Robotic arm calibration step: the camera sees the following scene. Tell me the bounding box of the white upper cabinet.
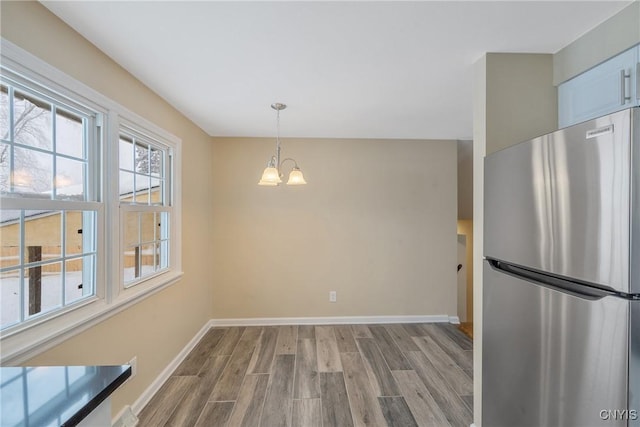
[558,45,639,128]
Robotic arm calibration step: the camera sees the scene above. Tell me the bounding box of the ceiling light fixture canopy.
[258,103,307,186]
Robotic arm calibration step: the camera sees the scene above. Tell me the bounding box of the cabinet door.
[558,46,638,128]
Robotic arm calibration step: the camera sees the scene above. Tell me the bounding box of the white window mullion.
[51,104,57,200]
[83,210,97,300]
[92,117,103,309]
[60,211,66,305]
[18,210,25,324]
[167,150,173,207]
[8,85,15,142]
[85,115,94,203]
[0,198,101,211]
[103,111,119,303]
[93,203,105,302]
[119,204,170,213]
[171,141,181,275]
[7,86,15,193]
[137,212,141,278]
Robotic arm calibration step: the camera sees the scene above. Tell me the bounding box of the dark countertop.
[0,365,131,427]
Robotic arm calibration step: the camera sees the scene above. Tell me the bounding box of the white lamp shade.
[258,166,282,185]
[286,168,307,185]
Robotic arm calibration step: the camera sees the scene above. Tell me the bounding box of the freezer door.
[483,261,629,427]
[485,108,635,293]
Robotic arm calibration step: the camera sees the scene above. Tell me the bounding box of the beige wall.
[554,1,640,85]
[457,220,473,323]
[457,139,473,220]
[472,54,487,427]
[211,137,458,319]
[2,1,214,418]
[473,52,557,426]
[485,53,557,154]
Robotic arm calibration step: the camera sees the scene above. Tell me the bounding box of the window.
[0,76,100,331]
[119,128,172,285]
[0,210,97,330]
[0,39,182,363]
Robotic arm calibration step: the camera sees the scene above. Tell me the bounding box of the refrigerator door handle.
[487,258,621,300]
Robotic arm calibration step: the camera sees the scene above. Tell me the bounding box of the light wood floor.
[138,323,473,427]
[457,322,473,340]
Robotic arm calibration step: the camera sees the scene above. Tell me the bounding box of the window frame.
[0,38,183,364]
[1,70,103,330]
[114,117,181,296]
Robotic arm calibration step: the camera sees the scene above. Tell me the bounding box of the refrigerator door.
[631,301,640,427]
[483,260,629,427]
[485,107,635,293]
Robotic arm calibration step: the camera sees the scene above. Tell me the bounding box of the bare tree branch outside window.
[1,87,53,194]
[135,145,161,177]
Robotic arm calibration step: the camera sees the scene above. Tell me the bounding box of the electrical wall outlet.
[128,356,137,378]
[329,291,337,302]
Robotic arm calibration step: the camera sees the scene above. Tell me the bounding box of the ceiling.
[42,1,632,140]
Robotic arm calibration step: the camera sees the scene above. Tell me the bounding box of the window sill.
[0,270,183,365]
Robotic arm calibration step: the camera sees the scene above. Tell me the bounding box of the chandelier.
[258,103,307,186]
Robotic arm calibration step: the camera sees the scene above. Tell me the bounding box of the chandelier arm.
[279,157,300,171]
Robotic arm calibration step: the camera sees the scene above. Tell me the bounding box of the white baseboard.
[114,314,460,425]
[112,321,212,425]
[210,314,459,327]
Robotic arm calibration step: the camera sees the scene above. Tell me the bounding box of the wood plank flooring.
[138,323,473,427]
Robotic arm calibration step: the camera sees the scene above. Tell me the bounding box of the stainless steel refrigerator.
[483,107,640,427]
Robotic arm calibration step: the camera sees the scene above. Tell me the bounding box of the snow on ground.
[1,271,86,328]
[2,266,157,328]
